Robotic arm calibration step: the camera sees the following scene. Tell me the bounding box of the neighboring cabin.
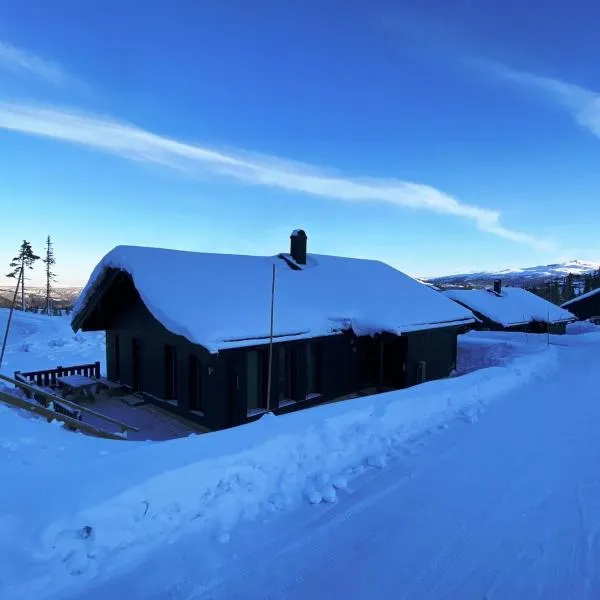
[561,288,600,322]
[71,231,475,431]
[443,280,575,334]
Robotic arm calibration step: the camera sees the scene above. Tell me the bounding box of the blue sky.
[2,0,600,286]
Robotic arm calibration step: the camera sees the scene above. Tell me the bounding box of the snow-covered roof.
[73,246,476,353]
[561,287,600,308]
[443,287,575,327]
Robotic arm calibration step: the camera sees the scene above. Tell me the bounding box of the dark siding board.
[118,332,133,389]
[106,332,117,381]
[405,328,458,386]
[565,294,600,321]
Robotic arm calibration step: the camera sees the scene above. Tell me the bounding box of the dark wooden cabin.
[561,288,600,323]
[444,280,574,335]
[72,231,475,431]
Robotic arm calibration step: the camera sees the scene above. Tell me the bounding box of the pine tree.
[6,240,40,311]
[563,273,575,303]
[43,235,56,315]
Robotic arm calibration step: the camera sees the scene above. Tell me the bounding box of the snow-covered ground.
[2,311,600,599]
[0,309,105,377]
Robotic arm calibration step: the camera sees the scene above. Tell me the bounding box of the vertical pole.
[0,267,23,371]
[21,256,25,312]
[266,264,276,412]
[547,311,550,346]
[46,236,50,316]
[379,337,384,391]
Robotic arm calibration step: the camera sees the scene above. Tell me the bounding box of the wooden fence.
[15,361,101,388]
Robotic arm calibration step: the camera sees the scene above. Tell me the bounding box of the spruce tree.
[43,235,56,315]
[6,240,40,311]
[563,273,575,303]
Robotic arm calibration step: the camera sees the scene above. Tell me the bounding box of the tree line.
[5,237,56,313]
[527,270,600,305]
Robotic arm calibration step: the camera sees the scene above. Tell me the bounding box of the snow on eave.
[443,288,575,328]
[562,287,600,308]
[210,317,476,353]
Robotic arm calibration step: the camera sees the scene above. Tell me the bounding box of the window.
[188,354,203,412]
[278,346,297,404]
[246,349,268,414]
[306,343,321,396]
[164,345,177,401]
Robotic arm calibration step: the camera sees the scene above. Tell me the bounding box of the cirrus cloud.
[0,40,69,85]
[0,100,555,251]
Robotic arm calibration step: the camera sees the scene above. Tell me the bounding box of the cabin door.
[382,336,408,389]
[356,335,407,391]
[131,338,141,392]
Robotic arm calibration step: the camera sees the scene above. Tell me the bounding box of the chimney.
[290,229,307,265]
[493,279,502,295]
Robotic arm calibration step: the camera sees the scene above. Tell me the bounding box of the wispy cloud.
[484,62,600,139]
[0,41,68,85]
[0,101,553,250]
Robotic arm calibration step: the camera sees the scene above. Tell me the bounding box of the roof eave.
[71,268,120,333]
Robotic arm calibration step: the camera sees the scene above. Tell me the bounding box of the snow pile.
[566,320,600,336]
[0,309,105,377]
[455,331,550,374]
[0,333,559,599]
[444,287,575,327]
[72,246,475,352]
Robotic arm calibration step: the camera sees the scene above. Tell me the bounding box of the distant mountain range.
[426,260,600,289]
[0,286,81,310]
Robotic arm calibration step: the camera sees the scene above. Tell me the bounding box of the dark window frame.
[246,349,269,414]
[306,342,322,397]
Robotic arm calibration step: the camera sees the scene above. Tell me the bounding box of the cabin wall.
[404,327,458,385]
[213,333,356,428]
[99,282,219,428]
[92,274,464,431]
[565,294,600,322]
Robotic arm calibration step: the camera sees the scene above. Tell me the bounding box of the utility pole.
[266,264,276,412]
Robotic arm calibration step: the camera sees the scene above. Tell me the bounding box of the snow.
[72,246,475,353]
[567,320,600,335]
[561,286,600,308]
[4,310,600,598]
[0,319,571,599]
[443,286,575,327]
[0,309,105,377]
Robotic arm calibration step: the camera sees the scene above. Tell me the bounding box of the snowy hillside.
[429,259,599,288]
[0,309,104,377]
[3,309,600,598]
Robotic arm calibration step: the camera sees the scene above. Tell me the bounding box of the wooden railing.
[0,373,139,440]
[15,362,101,388]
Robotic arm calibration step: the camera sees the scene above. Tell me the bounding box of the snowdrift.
[0,332,560,599]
